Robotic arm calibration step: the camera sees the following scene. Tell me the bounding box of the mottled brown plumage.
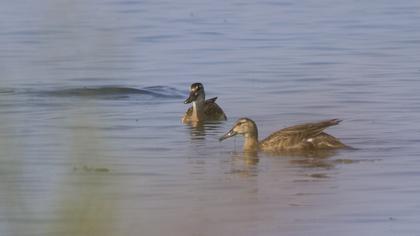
[220,118,347,153]
[183,97,226,122]
[182,83,227,123]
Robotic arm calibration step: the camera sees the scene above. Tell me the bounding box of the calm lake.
[1,0,420,235]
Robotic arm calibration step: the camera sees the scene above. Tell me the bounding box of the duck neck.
[192,99,205,121]
[243,132,259,152]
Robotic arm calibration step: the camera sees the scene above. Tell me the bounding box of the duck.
[182,83,227,123]
[219,118,348,153]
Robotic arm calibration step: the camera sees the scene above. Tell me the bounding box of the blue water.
[1,0,420,235]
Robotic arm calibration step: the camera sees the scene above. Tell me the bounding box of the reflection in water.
[185,121,225,141]
[227,151,260,177]
[283,149,358,170]
[223,137,360,178]
[269,149,339,170]
[227,150,354,178]
[289,156,335,170]
[227,148,358,180]
[186,121,206,140]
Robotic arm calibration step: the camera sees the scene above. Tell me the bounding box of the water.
[1,0,420,235]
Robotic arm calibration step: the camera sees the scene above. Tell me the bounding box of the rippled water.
[1,0,420,235]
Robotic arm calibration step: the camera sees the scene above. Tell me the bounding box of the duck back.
[259,119,345,152]
[182,97,226,122]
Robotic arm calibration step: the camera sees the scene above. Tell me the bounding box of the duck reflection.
[186,121,225,141]
[237,150,260,165]
[226,147,357,180]
[267,149,339,168]
[187,121,206,140]
[227,151,260,177]
[284,150,337,169]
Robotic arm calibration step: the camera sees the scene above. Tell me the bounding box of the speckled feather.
[259,119,346,152]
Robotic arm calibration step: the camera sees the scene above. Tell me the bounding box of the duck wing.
[183,98,217,117]
[206,97,218,103]
[310,132,347,149]
[260,119,342,151]
[182,97,226,121]
[278,119,341,138]
[204,97,227,120]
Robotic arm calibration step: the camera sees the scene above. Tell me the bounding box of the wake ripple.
[41,86,184,99]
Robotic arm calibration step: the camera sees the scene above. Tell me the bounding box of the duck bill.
[184,92,198,104]
[219,129,238,141]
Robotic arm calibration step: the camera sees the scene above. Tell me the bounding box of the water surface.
[1,0,420,235]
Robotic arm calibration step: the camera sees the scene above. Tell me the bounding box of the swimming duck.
[182,83,227,123]
[219,118,348,153]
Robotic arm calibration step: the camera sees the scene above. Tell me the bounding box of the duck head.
[184,83,205,104]
[219,118,258,141]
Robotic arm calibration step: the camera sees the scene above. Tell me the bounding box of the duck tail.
[304,119,343,138]
[327,119,342,126]
[316,119,342,130]
[206,97,218,103]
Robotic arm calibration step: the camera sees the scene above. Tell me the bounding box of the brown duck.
[182,83,227,123]
[219,118,348,153]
